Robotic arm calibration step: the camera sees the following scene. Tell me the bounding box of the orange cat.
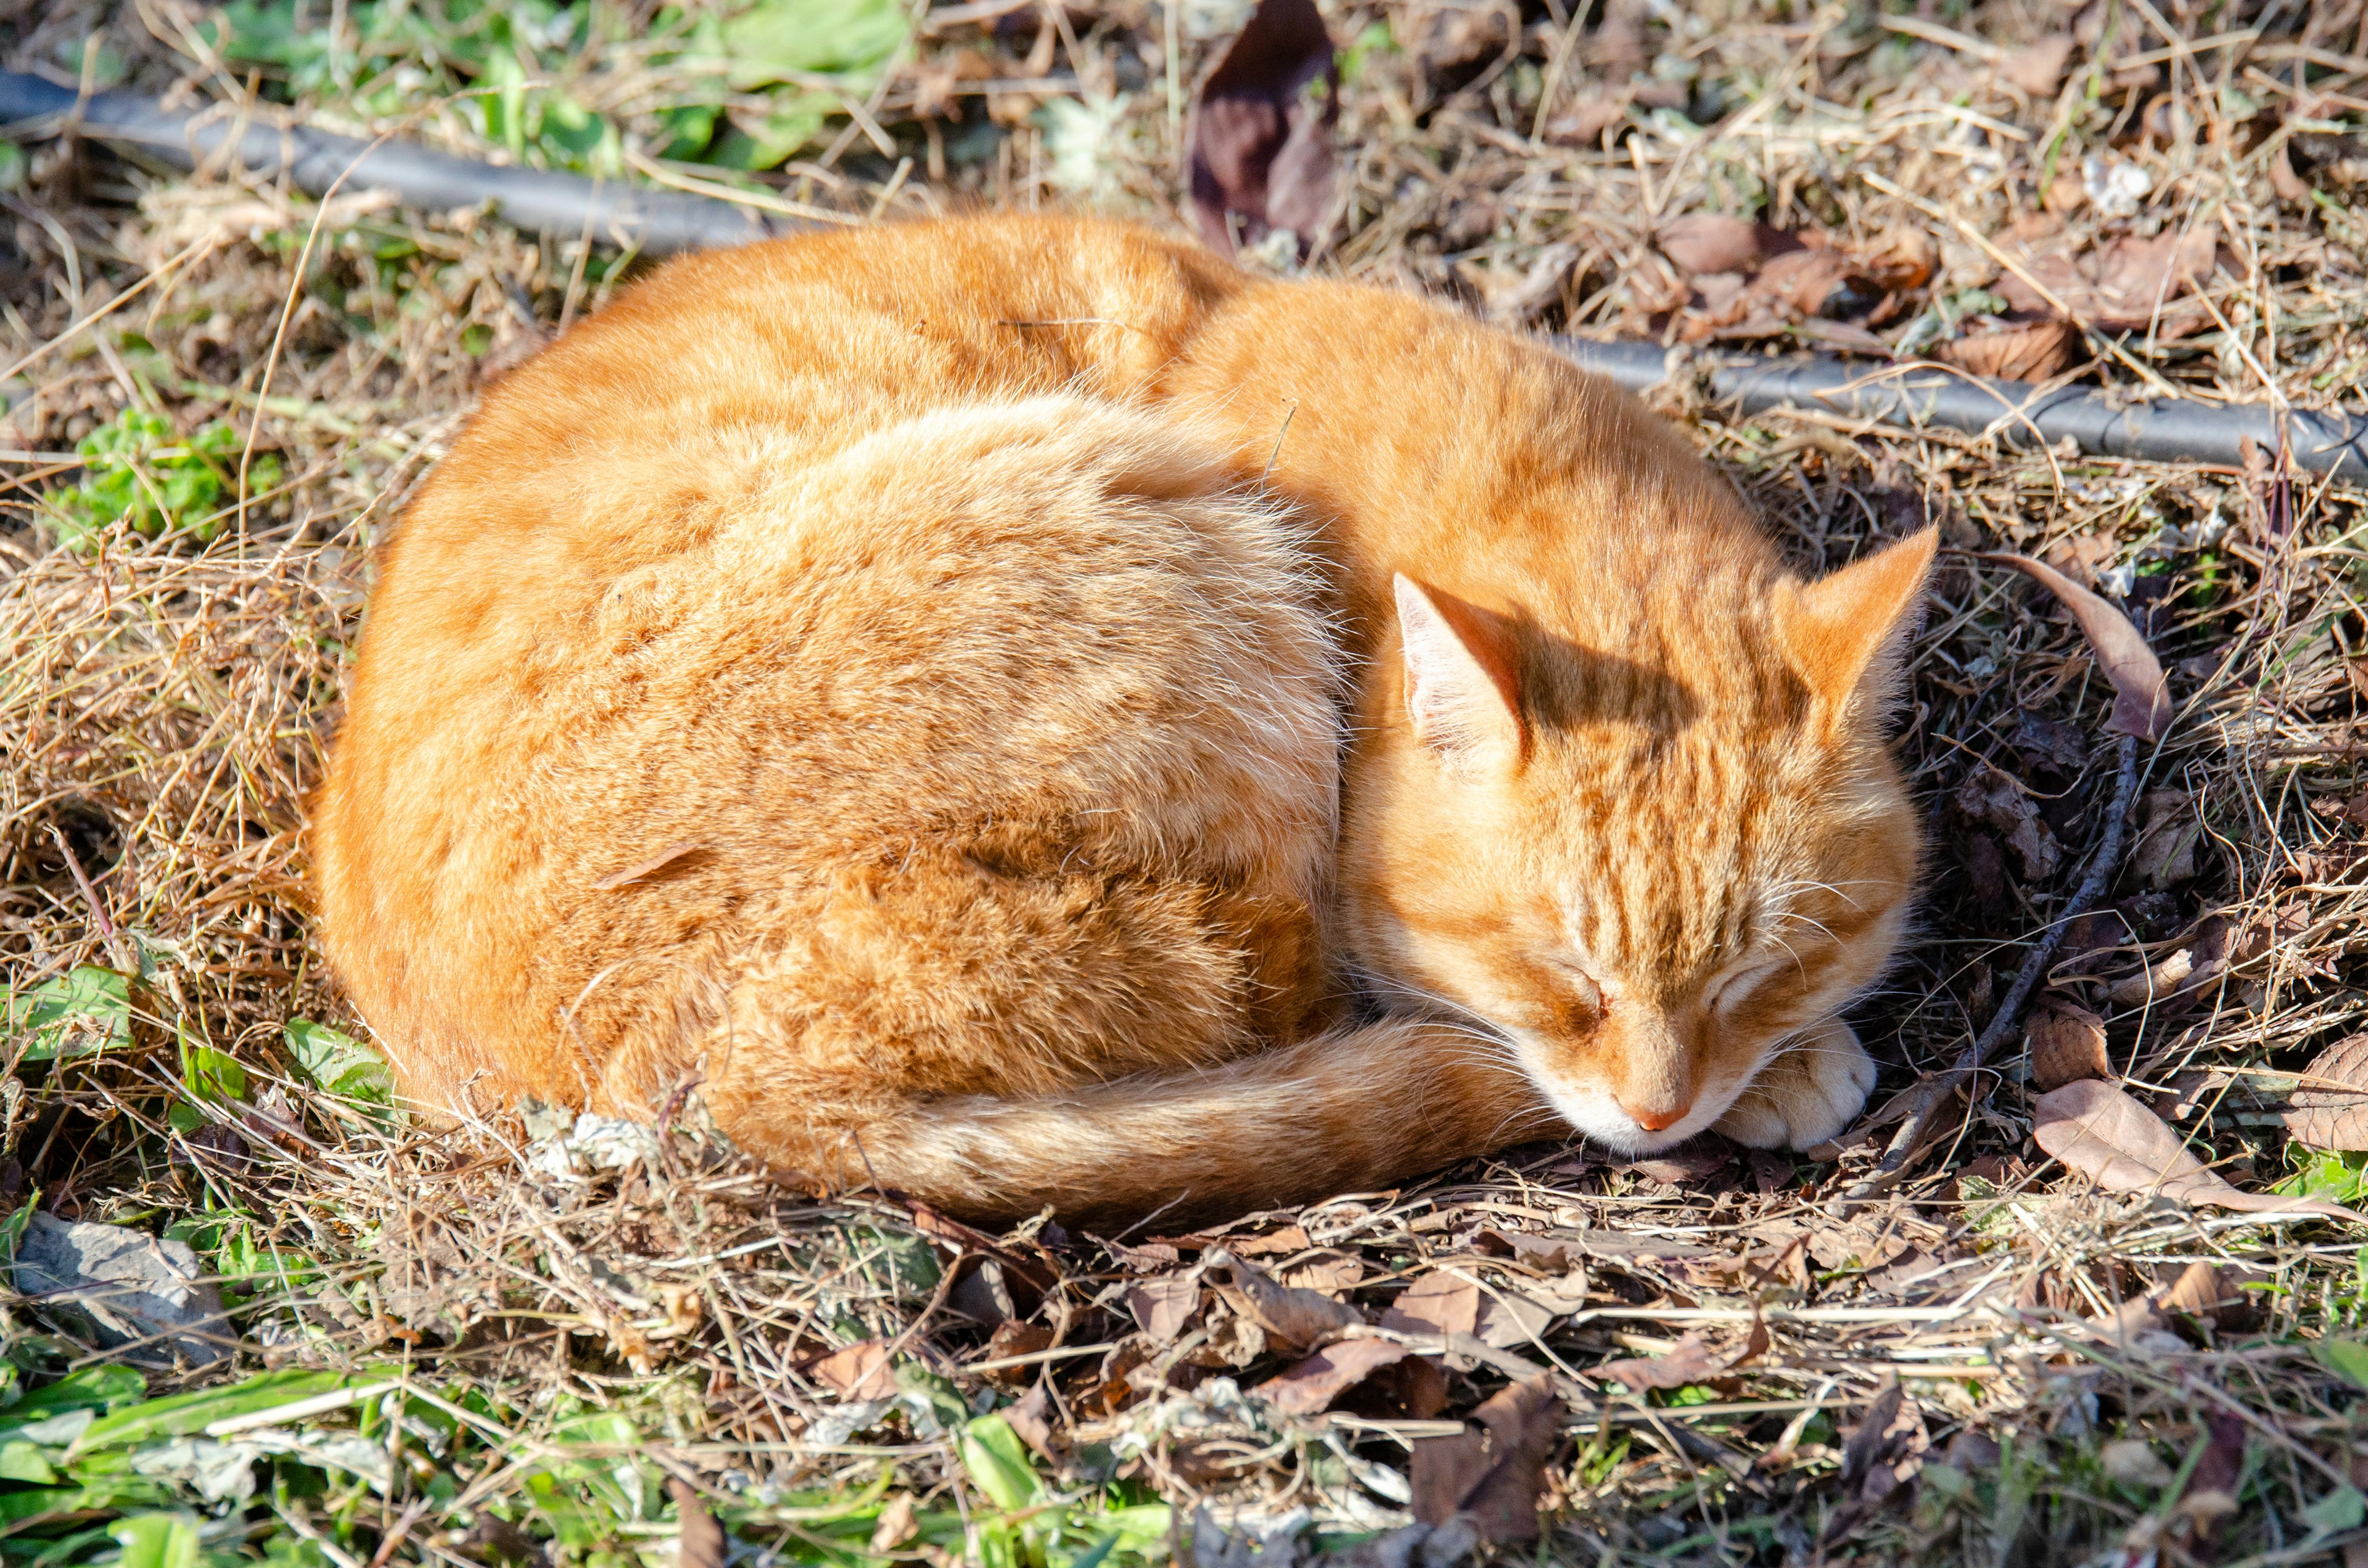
[312,215,1930,1223]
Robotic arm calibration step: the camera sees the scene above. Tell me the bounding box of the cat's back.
[311,216,1336,1112]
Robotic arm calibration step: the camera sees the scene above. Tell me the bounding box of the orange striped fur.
[311,215,1930,1224]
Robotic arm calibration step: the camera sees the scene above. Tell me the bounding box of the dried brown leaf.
[2282,1033,2368,1151]
[805,1339,897,1400]
[1656,213,1765,275]
[1125,1275,1204,1345]
[1541,93,1629,147]
[1998,34,2074,96]
[1381,1273,1481,1338]
[2027,999,2111,1091]
[1593,1331,1719,1392]
[1230,1224,1312,1256]
[1184,0,1339,260]
[1936,319,2082,382]
[1999,229,2224,335]
[2130,789,2202,889]
[2156,1260,2259,1332]
[1820,1381,1930,1543]
[868,1494,918,1554]
[2033,1078,2366,1221]
[1747,247,1859,318]
[1952,766,2063,880]
[1280,1250,1364,1297]
[1860,228,1937,292]
[1254,1334,1412,1414]
[1473,1290,1553,1350]
[1211,1249,1361,1351]
[980,1320,1055,1387]
[669,1479,725,1568]
[1980,553,2171,739]
[1410,1374,1560,1543]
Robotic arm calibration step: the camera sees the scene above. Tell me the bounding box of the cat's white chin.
[1545,1091,1741,1155]
[1511,1051,1757,1154]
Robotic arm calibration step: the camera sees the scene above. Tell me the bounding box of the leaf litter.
[6,0,2368,1562]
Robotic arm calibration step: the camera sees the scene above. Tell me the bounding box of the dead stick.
[1839,733,2142,1205]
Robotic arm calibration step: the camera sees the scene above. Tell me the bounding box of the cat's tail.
[719,1018,1563,1228]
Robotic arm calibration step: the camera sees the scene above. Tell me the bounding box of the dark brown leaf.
[1410,1374,1561,1543]
[1953,766,2063,880]
[1936,319,2082,382]
[2282,1032,2368,1151]
[1980,553,2172,740]
[2175,1414,2247,1545]
[2013,712,2090,773]
[1817,1380,1931,1544]
[2033,1078,2366,1221]
[2027,999,2111,1092]
[1255,1335,1412,1414]
[1593,1332,1719,1392]
[669,1479,725,1568]
[1184,0,1338,260]
[980,1320,1055,1388]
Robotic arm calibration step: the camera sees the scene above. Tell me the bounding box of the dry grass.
[5,0,2368,1564]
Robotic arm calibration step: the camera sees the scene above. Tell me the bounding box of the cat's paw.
[1711,1022,1878,1150]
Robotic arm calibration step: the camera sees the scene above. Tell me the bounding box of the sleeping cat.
[311,215,1930,1224]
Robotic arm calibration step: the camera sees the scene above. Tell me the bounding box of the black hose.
[1555,337,2368,481]
[0,71,792,255]
[8,67,2366,478]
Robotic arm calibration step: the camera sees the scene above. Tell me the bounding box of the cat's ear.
[1774,527,1937,715]
[1394,575,1525,768]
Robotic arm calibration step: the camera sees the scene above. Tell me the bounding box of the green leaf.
[2314,1336,2368,1394]
[0,1476,175,1526]
[10,1366,146,1424]
[717,0,910,85]
[960,1416,1040,1514]
[1095,1504,1172,1550]
[179,1033,246,1105]
[68,1369,362,1459]
[7,967,134,1061]
[2306,1485,2367,1534]
[0,1189,36,1266]
[0,1440,57,1485]
[282,1020,393,1107]
[109,1514,200,1568]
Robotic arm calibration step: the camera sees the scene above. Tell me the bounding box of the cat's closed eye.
[1703,956,1785,1015]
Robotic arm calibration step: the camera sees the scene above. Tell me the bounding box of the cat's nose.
[1620,1096,1691,1133]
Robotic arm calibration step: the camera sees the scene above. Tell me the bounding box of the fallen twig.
[1839,732,2142,1205]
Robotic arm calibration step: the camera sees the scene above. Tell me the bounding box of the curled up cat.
[311,215,1933,1226]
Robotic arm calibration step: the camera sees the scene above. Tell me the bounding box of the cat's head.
[1341,527,1934,1154]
